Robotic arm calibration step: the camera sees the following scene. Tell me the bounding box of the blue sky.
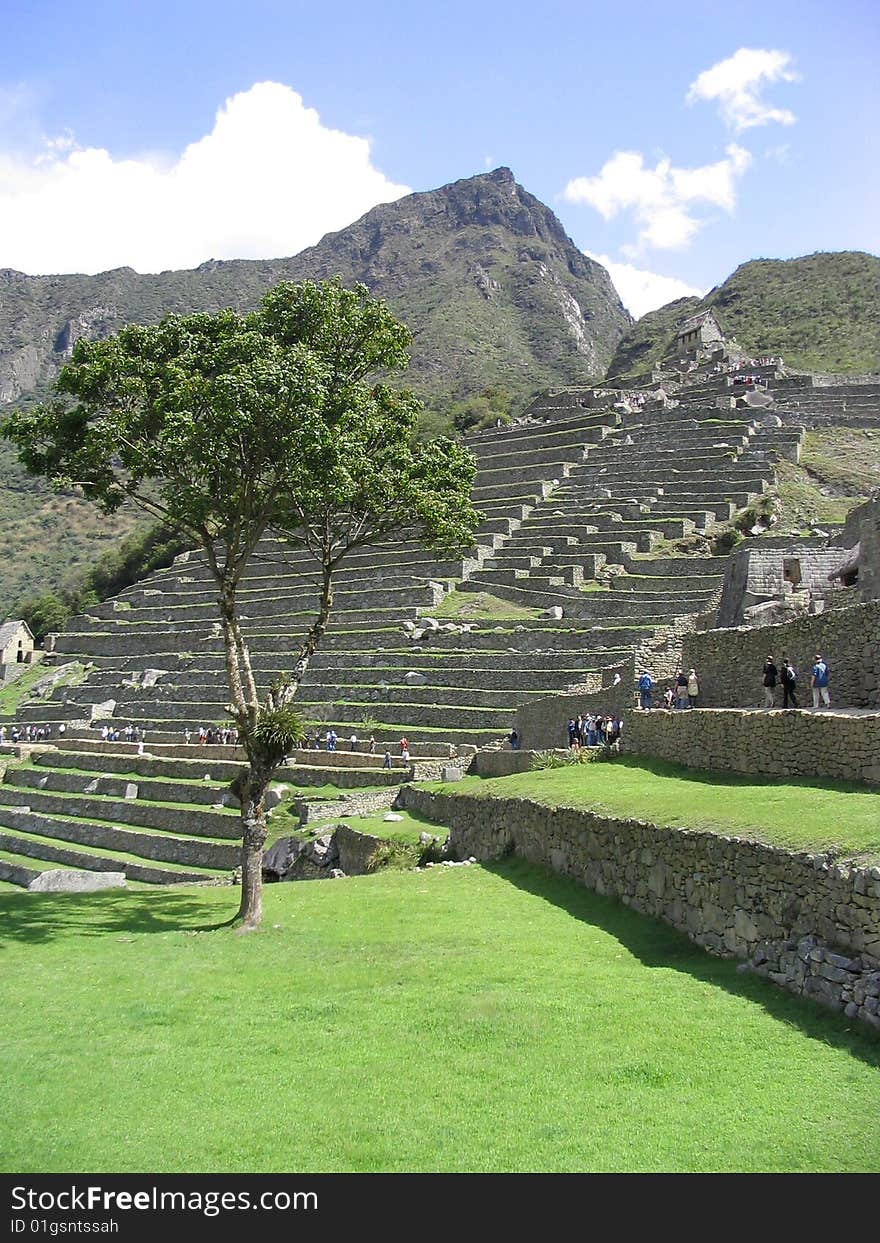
[1,0,878,315]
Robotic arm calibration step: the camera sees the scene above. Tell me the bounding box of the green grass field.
[429,758,880,860]
[1,864,877,1173]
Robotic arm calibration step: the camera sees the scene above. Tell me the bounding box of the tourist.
[567,718,578,747]
[383,750,392,770]
[350,733,358,752]
[638,671,654,710]
[780,658,798,709]
[401,740,410,764]
[762,655,778,709]
[674,669,689,709]
[663,686,675,710]
[369,735,376,755]
[687,668,700,708]
[184,728,192,744]
[508,728,520,751]
[811,654,831,709]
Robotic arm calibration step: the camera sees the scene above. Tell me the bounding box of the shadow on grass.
[489,855,880,1066]
[0,886,238,945]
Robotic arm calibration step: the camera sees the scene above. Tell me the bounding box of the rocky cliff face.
[0,167,630,408]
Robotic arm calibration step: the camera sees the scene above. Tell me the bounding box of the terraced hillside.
[0,738,418,890]
[11,394,791,751]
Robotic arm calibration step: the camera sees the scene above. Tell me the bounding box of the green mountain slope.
[0,167,629,409]
[0,167,631,613]
[608,251,880,379]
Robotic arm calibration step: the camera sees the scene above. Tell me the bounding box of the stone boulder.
[28,869,126,893]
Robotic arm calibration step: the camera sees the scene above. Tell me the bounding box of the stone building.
[675,310,724,355]
[0,620,35,666]
[0,620,36,682]
[714,538,851,627]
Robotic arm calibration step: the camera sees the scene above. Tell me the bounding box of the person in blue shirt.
[638,671,653,710]
[811,654,831,708]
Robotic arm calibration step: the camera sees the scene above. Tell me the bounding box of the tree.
[2,279,480,928]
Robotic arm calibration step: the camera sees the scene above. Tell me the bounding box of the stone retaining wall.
[622,707,880,785]
[513,663,633,750]
[683,601,880,708]
[0,807,238,869]
[400,786,880,1030]
[296,786,400,826]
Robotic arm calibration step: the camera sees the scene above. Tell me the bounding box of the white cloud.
[687,48,798,132]
[585,250,704,319]
[0,81,411,274]
[564,145,751,255]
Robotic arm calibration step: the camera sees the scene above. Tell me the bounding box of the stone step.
[106,679,545,713]
[473,461,573,491]
[83,583,443,626]
[0,782,240,840]
[466,411,619,454]
[95,699,517,731]
[0,801,239,871]
[0,833,212,885]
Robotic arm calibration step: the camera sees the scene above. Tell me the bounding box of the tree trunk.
[236,762,272,930]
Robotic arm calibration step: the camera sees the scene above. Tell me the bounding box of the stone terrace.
[18,397,792,750]
[0,737,422,888]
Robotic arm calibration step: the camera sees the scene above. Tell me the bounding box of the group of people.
[101,723,147,743]
[762,653,831,710]
[567,714,622,749]
[0,723,64,744]
[637,668,700,710]
[181,726,239,745]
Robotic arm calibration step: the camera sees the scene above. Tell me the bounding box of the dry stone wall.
[400,786,880,1030]
[682,601,880,709]
[513,663,632,750]
[623,707,880,785]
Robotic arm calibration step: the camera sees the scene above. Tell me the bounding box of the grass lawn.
[0,663,55,716]
[335,807,444,844]
[1,863,878,1173]
[427,758,880,860]
[430,589,540,621]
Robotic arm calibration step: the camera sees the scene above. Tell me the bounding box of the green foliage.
[769,427,880,535]
[12,522,189,640]
[712,528,744,555]
[251,706,305,766]
[531,749,574,770]
[448,386,515,434]
[366,839,423,872]
[16,593,71,642]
